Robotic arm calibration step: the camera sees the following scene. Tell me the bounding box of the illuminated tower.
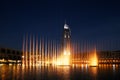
[63,23,71,55]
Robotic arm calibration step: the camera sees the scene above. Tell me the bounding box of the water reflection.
[0,64,120,80]
[113,64,115,73]
[56,66,70,80]
[89,67,97,80]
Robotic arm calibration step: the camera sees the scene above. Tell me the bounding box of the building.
[0,47,22,64]
[63,23,71,55]
[97,50,120,64]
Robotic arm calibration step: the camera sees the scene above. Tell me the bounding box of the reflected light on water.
[90,67,97,76]
[0,64,120,80]
[113,64,115,73]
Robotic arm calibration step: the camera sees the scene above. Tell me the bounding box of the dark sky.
[0,0,120,50]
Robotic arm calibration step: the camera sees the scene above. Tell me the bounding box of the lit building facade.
[0,47,22,64]
[63,23,71,55]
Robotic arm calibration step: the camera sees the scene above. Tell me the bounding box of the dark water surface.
[0,64,120,80]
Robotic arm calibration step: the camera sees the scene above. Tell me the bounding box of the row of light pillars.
[22,35,61,66]
[22,35,98,67]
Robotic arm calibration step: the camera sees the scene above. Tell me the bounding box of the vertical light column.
[45,38,47,65]
[42,38,44,65]
[53,41,55,65]
[55,42,57,63]
[85,40,86,63]
[31,35,33,66]
[25,35,28,66]
[52,41,54,64]
[29,35,32,66]
[48,41,50,65]
[36,36,38,66]
[39,38,42,65]
[46,39,49,65]
[54,41,56,66]
[76,41,78,61]
[54,41,56,65]
[22,36,25,66]
[51,40,53,65]
[33,35,35,66]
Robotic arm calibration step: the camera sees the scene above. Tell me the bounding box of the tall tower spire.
[63,22,71,55]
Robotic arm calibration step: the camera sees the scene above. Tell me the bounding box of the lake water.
[0,64,120,80]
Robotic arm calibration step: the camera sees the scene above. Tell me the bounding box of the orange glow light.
[54,50,70,66]
[89,49,98,67]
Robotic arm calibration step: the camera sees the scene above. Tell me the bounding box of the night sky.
[0,0,120,50]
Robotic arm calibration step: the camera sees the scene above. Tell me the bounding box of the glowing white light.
[113,64,115,71]
[64,50,67,55]
[64,35,66,38]
[22,56,24,58]
[64,24,69,29]
[68,35,70,38]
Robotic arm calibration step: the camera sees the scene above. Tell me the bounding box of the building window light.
[64,35,66,38]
